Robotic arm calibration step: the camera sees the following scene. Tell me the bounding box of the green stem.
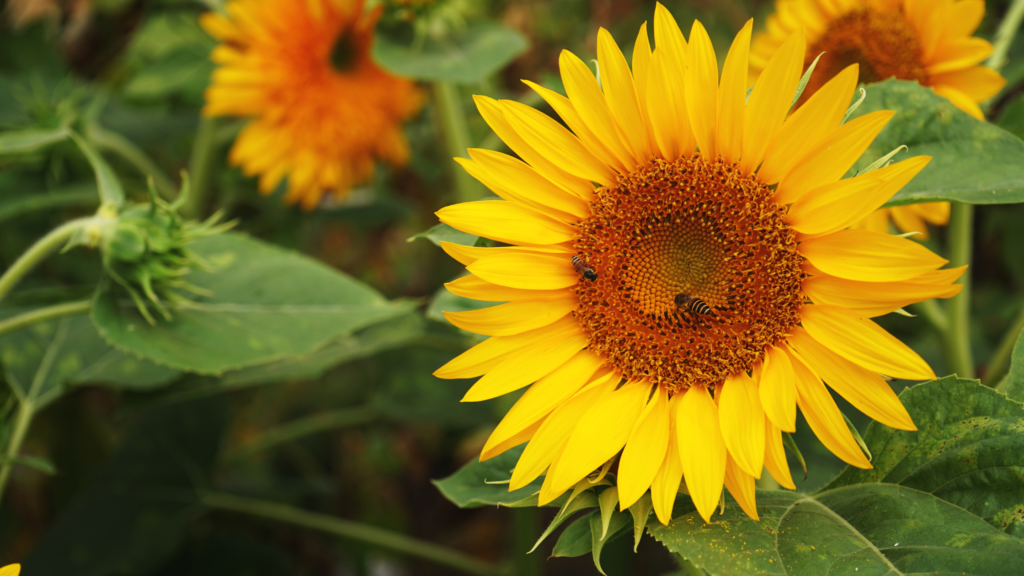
[946,202,975,379]
[0,218,90,305]
[913,298,950,333]
[432,82,482,203]
[0,300,91,338]
[230,406,379,458]
[984,303,1024,387]
[87,124,177,200]
[987,0,1024,70]
[202,492,506,576]
[511,507,542,576]
[182,118,220,220]
[0,187,98,226]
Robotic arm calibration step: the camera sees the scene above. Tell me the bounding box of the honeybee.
[572,256,598,282]
[675,293,714,316]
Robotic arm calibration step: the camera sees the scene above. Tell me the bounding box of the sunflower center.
[572,157,805,391]
[802,9,927,102]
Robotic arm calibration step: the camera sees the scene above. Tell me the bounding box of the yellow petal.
[437,200,576,247]
[716,19,752,163]
[718,371,765,478]
[758,64,859,185]
[500,100,617,186]
[481,352,606,459]
[800,305,937,381]
[597,28,651,162]
[445,274,570,303]
[461,149,591,219]
[548,380,653,495]
[684,20,719,159]
[511,373,618,490]
[473,95,594,198]
[932,85,985,120]
[618,385,670,510]
[788,156,932,236]
[944,0,984,37]
[677,385,727,523]
[0,565,21,576]
[927,37,993,75]
[890,205,930,238]
[439,242,572,268]
[916,201,951,225]
[468,253,580,290]
[802,266,964,316]
[444,298,577,337]
[559,50,636,171]
[632,22,658,154]
[651,393,684,525]
[931,66,1006,103]
[740,27,804,174]
[480,419,543,462]
[775,111,895,205]
[799,229,948,282]
[647,48,694,160]
[763,418,796,490]
[462,331,590,402]
[787,327,915,431]
[723,455,759,520]
[653,2,687,66]
[434,316,579,379]
[789,346,872,469]
[759,345,797,432]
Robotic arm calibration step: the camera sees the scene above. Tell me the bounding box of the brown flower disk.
[573,157,805,391]
[802,9,927,101]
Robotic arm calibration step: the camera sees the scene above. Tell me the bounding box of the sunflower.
[853,201,950,239]
[201,0,422,210]
[434,4,965,525]
[750,0,1006,120]
[0,565,18,576]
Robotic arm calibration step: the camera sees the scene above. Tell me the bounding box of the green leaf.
[530,491,599,553]
[406,223,479,247]
[551,511,596,558]
[374,23,528,84]
[849,80,1024,207]
[67,129,124,208]
[23,395,226,576]
[1001,326,1024,402]
[590,506,630,576]
[432,445,543,508]
[91,232,415,375]
[628,493,653,552]
[0,127,66,155]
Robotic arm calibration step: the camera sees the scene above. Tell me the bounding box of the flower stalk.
[987,0,1024,71]
[433,82,482,203]
[0,300,91,339]
[182,118,219,220]
[946,202,975,379]
[0,218,93,305]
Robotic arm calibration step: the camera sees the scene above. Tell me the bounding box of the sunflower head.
[751,0,1006,119]
[201,0,423,210]
[434,3,964,526]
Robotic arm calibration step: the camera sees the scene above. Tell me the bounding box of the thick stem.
[0,218,90,305]
[202,492,506,576]
[182,118,220,220]
[0,401,35,508]
[0,300,91,339]
[987,0,1024,70]
[984,303,1024,387]
[946,202,975,379]
[511,507,542,576]
[432,82,482,203]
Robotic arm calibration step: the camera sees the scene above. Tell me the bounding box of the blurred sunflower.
[750,0,1006,120]
[0,564,18,576]
[853,201,950,239]
[201,0,422,210]
[434,4,964,524]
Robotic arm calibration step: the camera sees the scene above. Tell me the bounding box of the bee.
[675,293,714,317]
[572,256,598,282]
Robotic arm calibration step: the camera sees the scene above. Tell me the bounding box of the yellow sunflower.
[853,201,950,239]
[750,0,1006,120]
[434,4,965,525]
[0,565,18,576]
[201,0,422,210]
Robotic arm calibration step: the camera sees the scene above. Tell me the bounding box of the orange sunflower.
[750,0,1006,120]
[201,0,422,210]
[434,4,964,525]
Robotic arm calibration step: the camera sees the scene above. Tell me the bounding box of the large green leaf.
[23,394,225,576]
[1002,326,1024,402]
[433,445,543,508]
[823,376,1024,536]
[374,23,528,84]
[850,80,1024,207]
[91,232,415,375]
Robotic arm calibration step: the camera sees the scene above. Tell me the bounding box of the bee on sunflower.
[750,0,1006,239]
[201,0,423,210]
[433,4,964,525]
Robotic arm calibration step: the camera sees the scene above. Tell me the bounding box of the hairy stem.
[0,218,91,305]
[946,202,975,379]
[203,492,507,576]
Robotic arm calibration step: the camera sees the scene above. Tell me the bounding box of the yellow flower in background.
[434,5,965,525]
[201,0,422,210]
[0,564,19,576]
[854,201,950,239]
[750,0,1006,120]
